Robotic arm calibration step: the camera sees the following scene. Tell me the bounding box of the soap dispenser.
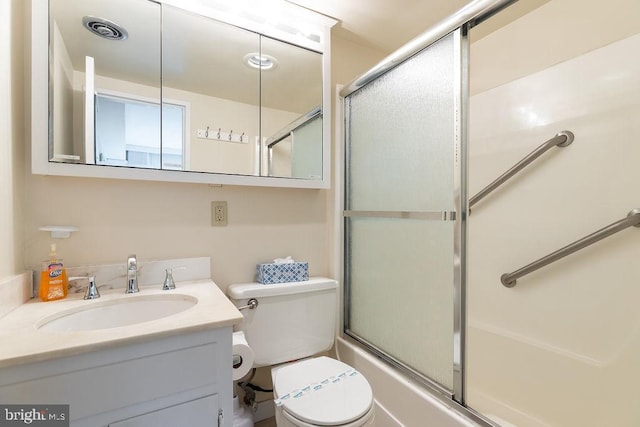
[39,243,69,302]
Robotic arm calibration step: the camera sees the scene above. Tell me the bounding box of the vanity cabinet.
[108,395,219,427]
[0,327,232,427]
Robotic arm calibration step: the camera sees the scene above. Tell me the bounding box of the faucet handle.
[162,266,185,290]
[69,276,100,300]
[162,269,175,290]
[84,276,100,299]
[127,255,137,269]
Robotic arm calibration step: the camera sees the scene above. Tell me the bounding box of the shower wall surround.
[468,32,640,427]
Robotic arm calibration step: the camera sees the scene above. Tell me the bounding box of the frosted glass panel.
[347,217,454,390]
[292,116,322,179]
[347,34,456,212]
[344,30,461,394]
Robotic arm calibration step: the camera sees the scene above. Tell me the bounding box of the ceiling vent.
[82,16,128,41]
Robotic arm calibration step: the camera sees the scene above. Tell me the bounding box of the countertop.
[0,280,243,369]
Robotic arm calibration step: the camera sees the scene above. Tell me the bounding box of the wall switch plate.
[211,201,228,226]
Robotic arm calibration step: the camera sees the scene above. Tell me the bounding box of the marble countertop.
[0,280,243,369]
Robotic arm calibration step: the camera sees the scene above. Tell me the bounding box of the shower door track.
[340,0,519,98]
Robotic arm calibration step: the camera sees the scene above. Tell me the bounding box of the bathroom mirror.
[49,0,162,167]
[41,0,330,186]
[161,5,260,175]
[261,36,323,179]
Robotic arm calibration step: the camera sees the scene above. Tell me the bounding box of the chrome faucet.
[125,254,139,293]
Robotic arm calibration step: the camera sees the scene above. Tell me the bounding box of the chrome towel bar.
[470,131,574,209]
[502,209,640,287]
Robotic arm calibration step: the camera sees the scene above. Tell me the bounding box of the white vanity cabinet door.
[0,327,234,427]
[108,394,218,427]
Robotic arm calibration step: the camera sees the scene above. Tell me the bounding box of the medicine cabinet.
[31,0,335,188]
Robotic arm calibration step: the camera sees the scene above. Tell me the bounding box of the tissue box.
[257,262,309,284]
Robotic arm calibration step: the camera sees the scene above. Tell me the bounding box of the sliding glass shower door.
[343,29,467,400]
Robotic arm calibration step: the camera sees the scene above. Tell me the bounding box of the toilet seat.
[273,357,373,426]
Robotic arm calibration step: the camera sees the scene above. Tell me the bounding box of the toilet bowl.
[227,278,374,427]
[272,357,374,427]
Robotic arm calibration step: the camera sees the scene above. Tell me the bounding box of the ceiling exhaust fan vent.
[82,16,128,41]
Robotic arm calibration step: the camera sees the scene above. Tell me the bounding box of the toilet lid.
[273,357,373,426]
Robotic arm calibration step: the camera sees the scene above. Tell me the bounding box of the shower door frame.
[342,26,467,404]
[339,0,519,408]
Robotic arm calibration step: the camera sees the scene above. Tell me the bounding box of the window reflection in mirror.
[94,93,186,170]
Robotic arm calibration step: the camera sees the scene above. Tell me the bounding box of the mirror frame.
[31,0,336,189]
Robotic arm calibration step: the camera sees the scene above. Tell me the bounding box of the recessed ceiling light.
[244,53,278,70]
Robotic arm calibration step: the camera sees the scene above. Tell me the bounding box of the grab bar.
[470,131,574,209]
[501,209,640,287]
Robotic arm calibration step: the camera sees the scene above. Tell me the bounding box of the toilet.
[227,278,374,427]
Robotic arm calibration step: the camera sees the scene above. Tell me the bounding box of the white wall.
[470,0,640,95]
[23,175,330,293]
[467,0,640,425]
[0,0,25,279]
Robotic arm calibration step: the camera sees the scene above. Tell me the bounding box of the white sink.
[37,294,198,332]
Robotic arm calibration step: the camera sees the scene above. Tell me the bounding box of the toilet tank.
[227,278,338,366]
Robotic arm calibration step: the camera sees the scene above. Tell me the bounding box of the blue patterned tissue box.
[257,262,309,284]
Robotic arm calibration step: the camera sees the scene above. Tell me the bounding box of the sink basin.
[37,294,198,332]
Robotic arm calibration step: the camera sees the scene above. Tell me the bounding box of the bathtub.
[466,322,638,427]
[336,337,493,427]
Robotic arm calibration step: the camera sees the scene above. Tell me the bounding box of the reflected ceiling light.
[186,0,324,45]
[244,53,278,70]
[82,16,128,41]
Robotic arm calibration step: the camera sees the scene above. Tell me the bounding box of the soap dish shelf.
[39,226,79,239]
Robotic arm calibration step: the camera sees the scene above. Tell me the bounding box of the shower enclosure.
[340,0,514,420]
[342,0,640,425]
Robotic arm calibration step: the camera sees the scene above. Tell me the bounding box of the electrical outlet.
[211,201,228,226]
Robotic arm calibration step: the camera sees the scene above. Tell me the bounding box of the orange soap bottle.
[39,243,69,302]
